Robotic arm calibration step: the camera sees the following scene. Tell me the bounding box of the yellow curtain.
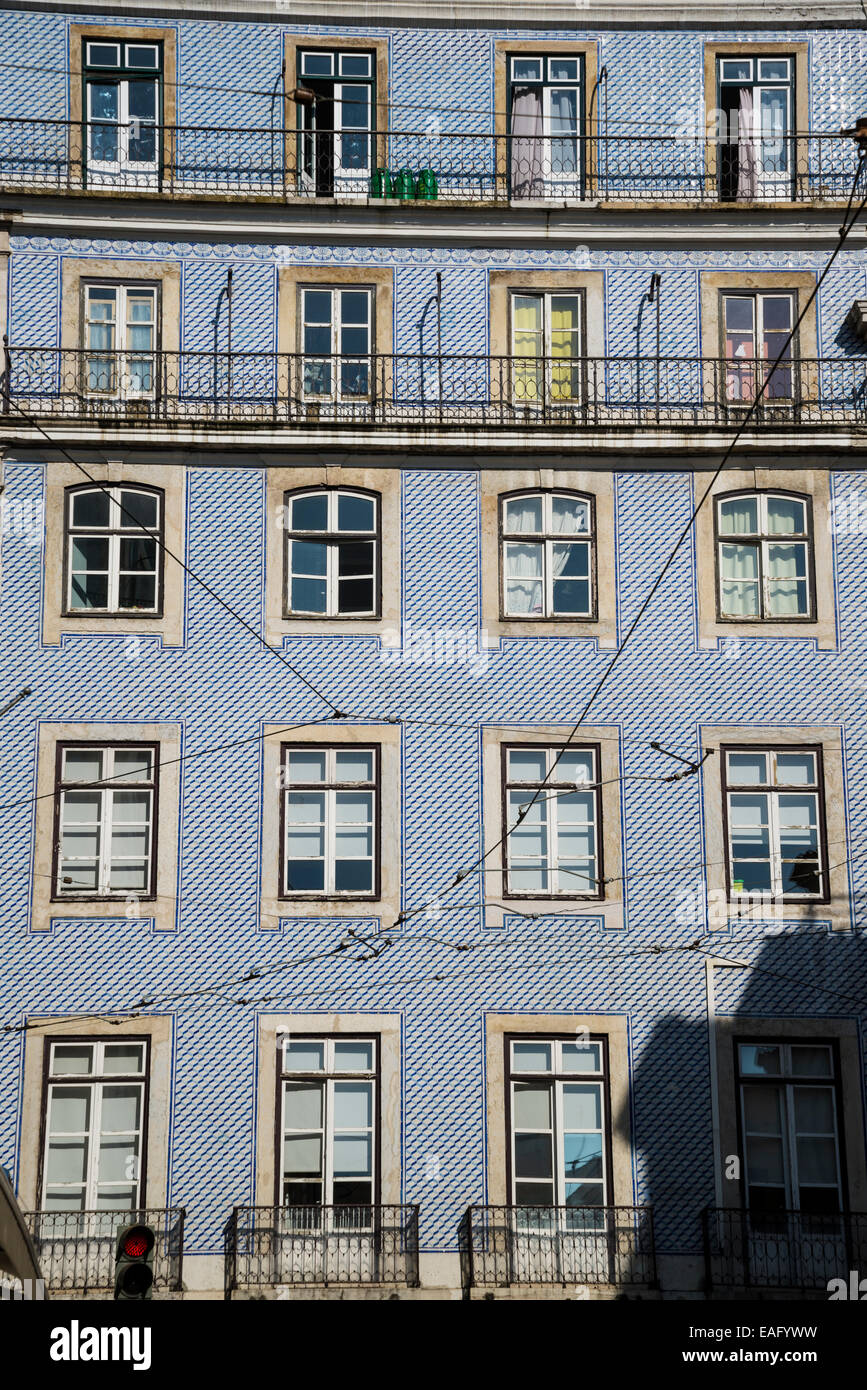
[550,299,579,401]
[513,296,542,402]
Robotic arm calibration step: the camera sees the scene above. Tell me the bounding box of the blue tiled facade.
[2,2,867,1298]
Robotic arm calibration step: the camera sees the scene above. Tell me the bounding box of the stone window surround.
[483,1011,633,1208]
[713,1014,867,1211]
[488,269,605,388]
[493,40,600,199]
[264,464,401,644]
[31,720,182,934]
[480,467,616,646]
[60,257,181,358]
[282,35,390,193]
[16,1012,173,1211]
[482,723,624,930]
[699,270,818,371]
[260,720,400,928]
[700,722,849,931]
[254,1011,402,1207]
[276,265,393,367]
[69,24,178,183]
[41,460,186,648]
[703,42,809,204]
[693,466,835,650]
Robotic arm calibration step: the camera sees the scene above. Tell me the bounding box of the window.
[508,54,583,198]
[83,283,158,398]
[722,291,794,403]
[500,491,594,618]
[717,56,794,201]
[65,485,162,614]
[297,48,374,195]
[716,492,812,620]
[279,1036,377,1206]
[281,745,378,897]
[41,1039,148,1212]
[503,745,601,898]
[84,40,161,182]
[736,1040,843,1213]
[300,287,372,402]
[53,744,157,898]
[283,488,378,618]
[722,746,826,900]
[508,1036,609,1210]
[510,292,582,405]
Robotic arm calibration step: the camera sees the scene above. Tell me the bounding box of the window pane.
[513,1083,551,1128]
[334,1041,374,1071]
[87,43,121,66]
[126,45,159,69]
[549,58,579,82]
[512,58,543,81]
[63,749,104,783]
[553,751,594,785]
[71,537,109,573]
[283,1135,322,1176]
[551,495,589,534]
[796,1136,838,1185]
[337,493,374,531]
[562,1083,601,1130]
[284,1082,323,1129]
[514,1132,553,1179]
[504,495,543,533]
[300,51,333,76]
[333,1135,372,1176]
[512,1042,552,1072]
[284,1041,325,1072]
[287,752,326,783]
[334,859,373,892]
[719,496,759,535]
[340,53,372,77]
[791,1046,833,1078]
[290,539,328,577]
[767,496,805,534]
[119,491,158,529]
[102,1044,144,1075]
[739,1043,782,1076]
[48,1087,91,1133]
[72,491,111,528]
[727,753,767,786]
[46,1139,88,1184]
[746,1135,786,1184]
[793,1086,835,1131]
[563,1133,603,1180]
[774,752,816,786]
[291,494,329,531]
[562,1043,601,1073]
[100,1086,140,1133]
[51,1046,94,1076]
[291,577,327,613]
[335,751,373,782]
[508,749,547,782]
[743,1086,783,1132]
[333,1082,372,1129]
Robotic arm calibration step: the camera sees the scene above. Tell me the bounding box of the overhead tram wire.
[393,146,867,931]
[0,396,346,716]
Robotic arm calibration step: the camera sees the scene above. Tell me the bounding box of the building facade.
[1,0,867,1299]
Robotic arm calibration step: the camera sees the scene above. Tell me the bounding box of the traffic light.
[114,1223,155,1300]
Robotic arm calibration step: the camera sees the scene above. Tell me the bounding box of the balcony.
[3,347,866,443]
[703,1207,867,1295]
[225,1204,420,1293]
[0,119,856,206]
[462,1204,657,1292]
[23,1207,185,1295]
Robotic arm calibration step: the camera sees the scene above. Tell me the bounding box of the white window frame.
[42,1039,147,1211]
[300,286,373,404]
[509,1037,608,1214]
[501,490,594,618]
[510,290,583,407]
[716,491,812,621]
[509,54,583,196]
[85,42,160,180]
[66,485,161,615]
[284,488,378,618]
[737,1041,843,1212]
[298,48,374,195]
[55,744,157,898]
[280,1036,377,1207]
[282,745,378,898]
[724,747,824,901]
[722,291,795,404]
[504,744,601,898]
[83,282,158,400]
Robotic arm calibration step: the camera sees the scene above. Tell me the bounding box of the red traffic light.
[121,1226,154,1259]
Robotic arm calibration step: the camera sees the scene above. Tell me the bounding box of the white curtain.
[551,497,588,533]
[505,541,542,613]
[767,542,803,616]
[504,497,542,533]
[719,497,758,535]
[737,87,758,200]
[548,88,578,175]
[511,87,544,199]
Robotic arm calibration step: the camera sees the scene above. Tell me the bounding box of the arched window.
[500,490,594,618]
[283,488,379,618]
[716,491,812,620]
[64,484,162,614]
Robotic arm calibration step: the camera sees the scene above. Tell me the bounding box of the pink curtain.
[511,87,544,199]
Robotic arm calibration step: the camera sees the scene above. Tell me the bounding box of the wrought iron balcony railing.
[226,1203,420,1290]
[3,347,867,433]
[0,117,857,204]
[24,1207,185,1294]
[703,1206,867,1293]
[463,1204,657,1289]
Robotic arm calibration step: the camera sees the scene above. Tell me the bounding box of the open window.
[83,39,161,188]
[717,55,794,201]
[721,290,795,405]
[508,54,584,199]
[82,281,158,401]
[297,48,375,196]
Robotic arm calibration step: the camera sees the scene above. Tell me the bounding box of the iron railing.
[463,1204,657,1289]
[0,118,857,203]
[226,1204,420,1291]
[23,1207,185,1293]
[3,346,867,433]
[703,1207,867,1293]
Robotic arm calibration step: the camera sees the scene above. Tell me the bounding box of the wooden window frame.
[501,742,604,902]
